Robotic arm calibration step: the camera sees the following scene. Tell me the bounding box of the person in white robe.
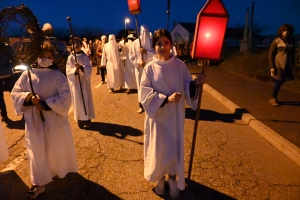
[140,29,206,199]
[11,42,78,198]
[0,122,9,162]
[129,25,155,113]
[101,34,124,93]
[81,37,90,56]
[67,37,95,128]
[121,34,137,94]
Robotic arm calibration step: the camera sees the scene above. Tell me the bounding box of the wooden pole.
[188,60,206,180]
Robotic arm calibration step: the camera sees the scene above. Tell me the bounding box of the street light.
[125,18,130,37]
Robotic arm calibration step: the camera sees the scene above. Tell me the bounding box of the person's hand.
[138,60,146,67]
[195,73,207,85]
[139,48,147,54]
[168,92,182,103]
[31,95,43,111]
[31,95,40,105]
[75,63,81,69]
[270,68,275,73]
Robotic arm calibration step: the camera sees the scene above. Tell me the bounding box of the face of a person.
[40,51,54,61]
[101,38,106,44]
[282,30,288,38]
[72,40,82,51]
[155,36,172,56]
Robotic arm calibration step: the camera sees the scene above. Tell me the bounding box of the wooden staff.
[188,61,206,180]
[27,69,45,122]
[134,14,145,66]
[66,16,87,116]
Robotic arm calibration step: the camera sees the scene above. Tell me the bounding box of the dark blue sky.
[1,0,300,35]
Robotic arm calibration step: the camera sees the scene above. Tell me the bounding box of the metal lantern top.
[127,0,141,15]
[191,0,229,60]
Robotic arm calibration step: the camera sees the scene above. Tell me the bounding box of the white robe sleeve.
[81,55,92,79]
[183,66,198,110]
[66,55,77,83]
[11,71,32,115]
[45,73,71,117]
[140,67,166,118]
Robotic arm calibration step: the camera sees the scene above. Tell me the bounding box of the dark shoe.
[155,176,166,195]
[168,175,180,199]
[125,89,131,94]
[83,120,91,128]
[1,116,8,122]
[137,108,144,114]
[269,98,280,106]
[27,186,45,198]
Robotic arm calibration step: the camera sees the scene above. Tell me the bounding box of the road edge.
[203,83,300,167]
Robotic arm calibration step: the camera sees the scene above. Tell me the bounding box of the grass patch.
[219,48,300,93]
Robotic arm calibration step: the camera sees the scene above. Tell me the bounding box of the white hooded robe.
[11,68,78,186]
[140,55,198,190]
[66,52,95,121]
[101,35,124,89]
[122,40,137,89]
[129,25,154,102]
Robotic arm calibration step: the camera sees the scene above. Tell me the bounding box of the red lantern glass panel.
[191,0,229,60]
[127,0,141,14]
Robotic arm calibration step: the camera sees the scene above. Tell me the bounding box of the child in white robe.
[0,122,9,162]
[11,42,78,198]
[66,37,95,128]
[140,29,206,199]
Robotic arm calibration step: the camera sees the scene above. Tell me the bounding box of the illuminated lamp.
[191,0,229,60]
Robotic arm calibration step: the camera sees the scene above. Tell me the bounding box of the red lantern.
[191,0,229,60]
[127,0,141,15]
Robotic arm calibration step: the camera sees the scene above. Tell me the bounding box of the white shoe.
[168,175,180,199]
[155,176,166,195]
[27,186,45,198]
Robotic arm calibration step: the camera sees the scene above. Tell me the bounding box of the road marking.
[95,83,102,88]
[1,150,27,172]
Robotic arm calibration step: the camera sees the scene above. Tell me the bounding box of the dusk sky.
[1,0,300,36]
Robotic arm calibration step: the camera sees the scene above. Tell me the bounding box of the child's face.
[72,39,82,50]
[40,51,54,61]
[155,36,172,56]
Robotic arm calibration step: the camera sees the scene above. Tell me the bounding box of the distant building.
[170,22,195,46]
[170,22,244,48]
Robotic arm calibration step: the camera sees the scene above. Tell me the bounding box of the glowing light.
[206,33,210,37]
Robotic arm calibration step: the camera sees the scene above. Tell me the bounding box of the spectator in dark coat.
[268,24,296,106]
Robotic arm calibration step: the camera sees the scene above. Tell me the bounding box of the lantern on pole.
[188,0,229,180]
[127,0,142,43]
[191,0,229,60]
[127,0,141,14]
[127,0,144,63]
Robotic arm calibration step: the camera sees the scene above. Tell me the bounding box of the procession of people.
[0,25,207,199]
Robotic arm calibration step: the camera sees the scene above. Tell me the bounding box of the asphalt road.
[0,66,300,199]
[187,63,300,149]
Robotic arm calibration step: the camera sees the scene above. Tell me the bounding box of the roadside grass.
[219,48,300,93]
